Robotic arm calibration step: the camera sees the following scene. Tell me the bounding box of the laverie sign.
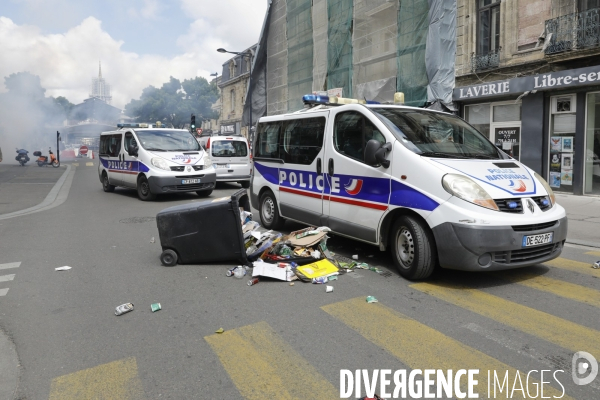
[453,65,600,100]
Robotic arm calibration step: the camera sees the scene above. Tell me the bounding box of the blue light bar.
[507,201,518,209]
[366,100,380,104]
[117,123,139,128]
[302,94,329,105]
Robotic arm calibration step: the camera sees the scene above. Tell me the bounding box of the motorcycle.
[15,148,30,166]
[34,147,60,168]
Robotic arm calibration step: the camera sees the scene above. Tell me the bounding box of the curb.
[565,239,600,250]
[0,164,74,221]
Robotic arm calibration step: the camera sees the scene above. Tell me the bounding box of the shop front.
[454,65,600,196]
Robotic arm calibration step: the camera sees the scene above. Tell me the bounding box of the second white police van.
[98,123,216,201]
[250,94,567,280]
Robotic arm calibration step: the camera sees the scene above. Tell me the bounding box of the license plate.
[522,232,553,247]
[216,164,230,169]
[181,179,201,184]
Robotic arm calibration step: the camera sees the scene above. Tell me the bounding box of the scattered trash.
[215,328,224,334]
[328,275,338,281]
[252,260,295,281]
[115,303,134,316]
[289,282,295,286]
[248,278,260,286]
[593,261,600,269]
[55,266,71,271]
[366,296,378,303]
[326,285,334,293]
[352,254,358,260]
[312,276,328,284]
[151,303,161,312]
[150,237,155,243]
[295,259,339,281]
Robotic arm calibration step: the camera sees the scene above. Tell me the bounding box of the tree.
[124,76,219,129]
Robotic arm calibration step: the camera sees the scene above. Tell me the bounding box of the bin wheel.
[390,215,436,280]
[137,175,157,201]
[259,190,285,230]
[240,181,250,189]
[102,172,115,192]
[196,189,213,197]
[160,249,178,267]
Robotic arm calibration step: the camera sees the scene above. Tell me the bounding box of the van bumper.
[148,172,216,193]
[432,216,568,271]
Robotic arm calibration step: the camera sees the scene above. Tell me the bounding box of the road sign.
[79,145,88,155]
[196,128,202,135]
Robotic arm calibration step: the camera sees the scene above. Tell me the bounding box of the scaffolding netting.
[267,0,289,115]
[352,0,399,102]
[327,0,353,97]
[312,0,328,93]
[287,0,314,111]
[397,0,429,107]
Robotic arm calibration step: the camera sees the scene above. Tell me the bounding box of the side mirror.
[364,140,392,168]
[128,145,138,157]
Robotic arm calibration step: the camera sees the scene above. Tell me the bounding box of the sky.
[0,0,269,109]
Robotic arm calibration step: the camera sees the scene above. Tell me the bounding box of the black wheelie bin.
[156,189,251,267]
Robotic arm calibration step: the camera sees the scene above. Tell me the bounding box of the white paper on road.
[55,266,72,271]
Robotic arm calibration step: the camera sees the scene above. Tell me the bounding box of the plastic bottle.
[233,266,248,279]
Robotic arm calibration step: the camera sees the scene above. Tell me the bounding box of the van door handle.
[316,158,322,175]
[328,158,334,176]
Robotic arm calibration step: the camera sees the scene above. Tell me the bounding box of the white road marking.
[0,262,20,270]
[0,275,15,283]
[0,288,8,296]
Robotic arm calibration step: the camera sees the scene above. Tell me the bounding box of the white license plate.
[181,179,201,184]
[216,164,230,169]
[522,232,553,247]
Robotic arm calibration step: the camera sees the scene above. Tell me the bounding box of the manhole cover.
[119,217,156,224]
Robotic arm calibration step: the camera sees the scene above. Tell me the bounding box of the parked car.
[206,135,252,188]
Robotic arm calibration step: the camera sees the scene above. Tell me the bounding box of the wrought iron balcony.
[545,8,600,55]
[471,48,500,72]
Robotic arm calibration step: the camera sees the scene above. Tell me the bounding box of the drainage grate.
[119,217,156,224]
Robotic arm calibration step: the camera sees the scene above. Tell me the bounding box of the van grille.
[170,166,184,171]
[512,221,557,232]
[174,174,205,179]
[492,242,561,264]
[532,196,552,211]
[164,182,214,191]
[170,165,203,172]
[494,198,523,213]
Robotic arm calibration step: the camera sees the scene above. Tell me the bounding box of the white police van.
[205,135,252,188]
[98,123,216,201]
[250,94,567,280]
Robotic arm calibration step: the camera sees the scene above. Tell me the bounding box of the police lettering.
[107,161,131,170]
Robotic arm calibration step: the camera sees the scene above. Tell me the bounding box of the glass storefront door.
[548,95,576,192]
[585,92,600,194]
[465,102,521,159]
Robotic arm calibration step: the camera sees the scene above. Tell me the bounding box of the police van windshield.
[135,130,200,151]
[371,108,502,159]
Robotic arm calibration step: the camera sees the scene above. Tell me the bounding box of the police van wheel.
[260,191,284,230]
[137,176,156,201]
[196,189,213,197]
[102,172,115,192]
[390,215,436,280]
[240,181,250,189]
[160,249,178,267]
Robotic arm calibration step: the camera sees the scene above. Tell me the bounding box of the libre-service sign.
[453,65,600,101]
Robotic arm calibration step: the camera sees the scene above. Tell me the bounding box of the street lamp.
[216,47,254,140]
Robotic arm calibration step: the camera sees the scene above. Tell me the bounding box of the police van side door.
[277,114,327,226]
[121,131,140,188]
[322,108,392,244]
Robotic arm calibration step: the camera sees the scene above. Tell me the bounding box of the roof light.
[302,94,330,105]
[302,94,380,107]
[394,92,405,104]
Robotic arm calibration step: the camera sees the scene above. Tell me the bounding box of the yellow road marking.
[585,251,600,258]
[49,357,145,400]
[411,283,600,358]
[205,321,338,399]
[322,298,568,399]
[492,269,600,308]
[545,257,600,276]
[72,163,79,167]
[86,162,94,166]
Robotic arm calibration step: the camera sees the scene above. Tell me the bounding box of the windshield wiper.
[418,151,469,159]
[145,148,166,151]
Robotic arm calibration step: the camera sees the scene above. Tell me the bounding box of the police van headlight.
[204,157,213,169]
[534,172,555,206]
[442,174,499,211]
[151,157,170,171]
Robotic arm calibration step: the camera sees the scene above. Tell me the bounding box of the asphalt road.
[1,163,600,399]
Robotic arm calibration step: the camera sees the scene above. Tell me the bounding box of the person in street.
[0,146,3,162]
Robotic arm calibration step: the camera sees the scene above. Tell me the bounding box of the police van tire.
[137,175,157,201]
[240,181,250,189]
[390,215,436,280]
[196,189,213,197]
[160,249,178,267]
[259,191,284,230]
[102,172,115,192]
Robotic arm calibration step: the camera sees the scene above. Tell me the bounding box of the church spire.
[99,61,102,79]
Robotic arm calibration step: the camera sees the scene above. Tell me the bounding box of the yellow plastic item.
[296,259,339,279]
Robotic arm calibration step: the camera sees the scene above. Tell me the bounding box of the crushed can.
[115,303,134,316]
[248,277,259,286]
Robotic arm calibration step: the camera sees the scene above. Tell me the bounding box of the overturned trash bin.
[156,189,251,267]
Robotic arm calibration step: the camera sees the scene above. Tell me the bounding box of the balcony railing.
[545,8,600,55]
[471,48,500,72]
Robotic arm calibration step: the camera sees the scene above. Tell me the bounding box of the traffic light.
[190,114,196,131]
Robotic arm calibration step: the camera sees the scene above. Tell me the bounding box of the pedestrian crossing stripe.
[545,257,599,276]
[492,269,600,308]
[585,250,600,258]
[322,297,569,400]
[0,288,8,296]
[49,357,145,400]
[72,163,79,167]
[0,262,20,270]
[410,282,600,358]
[0,274,15,283]
[205,321,339,399]
[86,162,94,166]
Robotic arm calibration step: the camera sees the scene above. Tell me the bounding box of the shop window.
[493,104,521,122]
[585,92,600,194]
[549,95,576,192]
[465,104,491,138]
[477,0,501,56]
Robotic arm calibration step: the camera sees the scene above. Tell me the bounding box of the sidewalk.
[555,193,600,248]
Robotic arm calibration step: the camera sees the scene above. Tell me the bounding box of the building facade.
[454,0,600,196]
[218,45,257,138]
[90,62,112,104]
[202,75,222,134]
